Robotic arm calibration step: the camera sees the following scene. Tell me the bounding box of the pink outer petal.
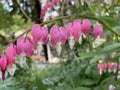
[93,23,103,39]
[31,24,42,44]
[65,22,73,39]
[81,19,91,35]
[50,26,59,46]
[52,0,61,4]
[16,37,34,57]
[107,62,113,69]
[113,62,118,69]
[6,43,16,65]
[40,26,49,44]
[59,27,67,44]
[0,54,8,72]
[72,19,82,40]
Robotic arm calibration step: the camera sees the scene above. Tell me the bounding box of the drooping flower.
[6,43,16,76]
[108,84,116,90]
[73,19,82,44]
[0,54,8,80]
[107,62,113,73]
[81,19,91,35]
[113,62,118,73]
[93,23,103,39]
[66,20,81,49]
[31,24,48,55]
[16,37,34,67]
[97,63,107,75]
[50,26,67,55]
[93,23,103,47]
[52,0,60,4]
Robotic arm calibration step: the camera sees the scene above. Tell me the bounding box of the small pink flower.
[97,63,107,75]
[31,24,48,44]
[6,43,17,76]
[103,63,107,72]
[6,43,16,65]
[50,26,67,55]
[108,84,115,90]
[52,0,60,4]
[113,62,118,73]
[46,2,54,8]
[17,37,34,57]
[93,23,103,39]
[31,24,48,55]
[81,19,91,35]
[97,63,104,75]
[16,37,34,67]
[66,20,81,49]
[0,54,8,80]
[107,62,113,73]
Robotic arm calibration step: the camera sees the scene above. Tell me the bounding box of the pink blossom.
[93,23,103,39]
[108,84,115,90]
[6,43,17,76]
[50,26,67,55]
[52,0,61,4]
[81,19,91,35]
[0,54,8,80]
[97,63,107,75]
[16,37,34,57]
[6,43,16,65]
[31,24,48,44]
[97,63,104,75]
[107,62,113,73]
[50,26,66,46]
[113,62,118,73]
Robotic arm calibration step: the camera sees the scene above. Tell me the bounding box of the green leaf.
[80,79,96,86]
[71,87,90,90]
[102,43,120,51]
[35,75,47,90]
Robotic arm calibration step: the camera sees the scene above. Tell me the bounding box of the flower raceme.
[0,18,104,80]
[97,62,118,75]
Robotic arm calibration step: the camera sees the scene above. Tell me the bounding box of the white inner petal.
[0,71,2,80]
[56,42,62,56]
[20,54,26,68]
[94,36,101,47]
[69,36,75,49]
[78,34,82,44]
[7,64,16,76]
[37,42,43,55]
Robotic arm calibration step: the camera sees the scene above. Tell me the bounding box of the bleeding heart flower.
[52,0,60,4]
[81,19,91,35]
[108,84,116,90]
[16,37,34,67]
[73,19,82,44]
[66,20,81,49]
[97,63,107,75]
[107,62,113,73]
[0,54,8,80]
[93,23,103,47]
[6,43,17,76]
[113,62,118,73]
[31,24,48,55]
[50,26,67,55]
